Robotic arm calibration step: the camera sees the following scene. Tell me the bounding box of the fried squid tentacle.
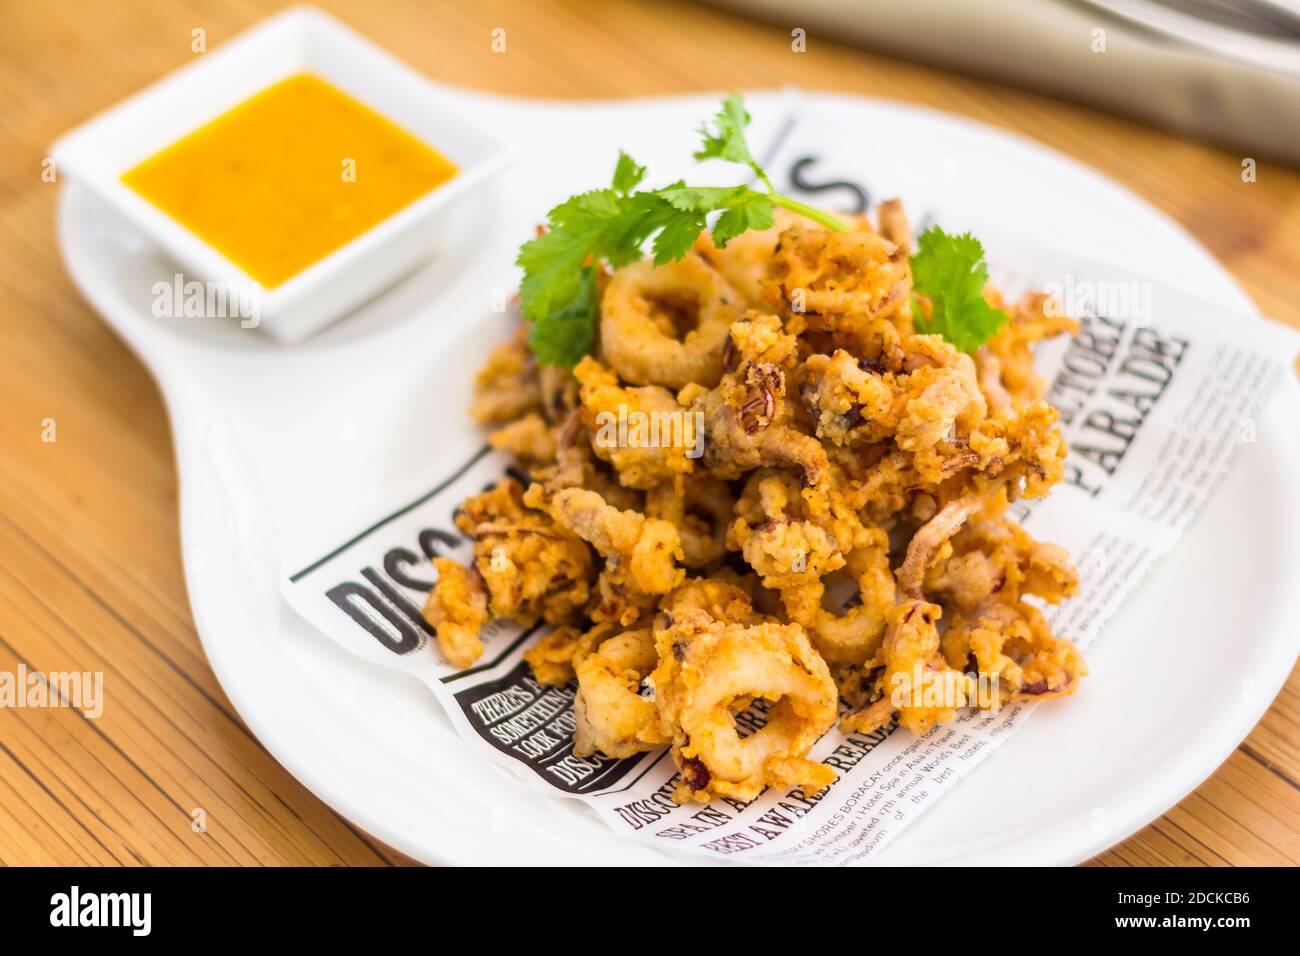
[572,627,668,759]
[897,497,982,599]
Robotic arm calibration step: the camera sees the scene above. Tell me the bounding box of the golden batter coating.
[522,624,587,687]
[599,255,743,390]
[425,558,489,667]
[765,221,910,341]
[687,311,830,493]
[488,411,558,463]
[942,600,1087,703]
[533,433,645,514]
[471,329,543,425]
[662,576,760,624]
[980,290,1080,410]
[423,479,594,654]
[860,599,969,736]
[650,607,838,803]
[926,512,1079,609]
[573,356,696,489]
[645,475,732,568]
[435,199,1085,805]
[526,484,684,626]
[572,626,669,759]
[808,528,895,667]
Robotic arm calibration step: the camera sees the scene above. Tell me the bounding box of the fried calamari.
[423,478,592,666]
[651,605,838,803]
[427,199,1085,805]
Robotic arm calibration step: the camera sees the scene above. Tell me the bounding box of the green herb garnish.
[909,226,1007,353]
[517,94,848,366]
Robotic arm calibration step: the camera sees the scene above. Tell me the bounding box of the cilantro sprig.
[908,226,1007,353]
[517,95,847,367]
[517,96,1007,365]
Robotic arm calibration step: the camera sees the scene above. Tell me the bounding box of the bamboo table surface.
[0,0,1296,867]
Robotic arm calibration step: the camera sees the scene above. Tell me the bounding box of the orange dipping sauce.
[121,73,458,288]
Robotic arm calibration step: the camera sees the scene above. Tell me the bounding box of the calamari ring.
[645,476,733,568]
[809,535,895,666]
[599,256,743,390]
[692,208,808,307]
[572,627,668,758]
[650,608,837,803]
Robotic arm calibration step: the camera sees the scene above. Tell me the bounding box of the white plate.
[57,89,1300,866]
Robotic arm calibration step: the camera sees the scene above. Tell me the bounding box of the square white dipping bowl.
[51,6,511,343]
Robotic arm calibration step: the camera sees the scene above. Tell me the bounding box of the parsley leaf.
[657,184,747,212]
[909,226,1008,353]
[611,150,646,196]
[517,188,624,324]
[527,266,598,367]
[515,94,849,367]
[711,192,775,247]
[605,192,674,267]
[693,95,772,190]
[652,209,709,264]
